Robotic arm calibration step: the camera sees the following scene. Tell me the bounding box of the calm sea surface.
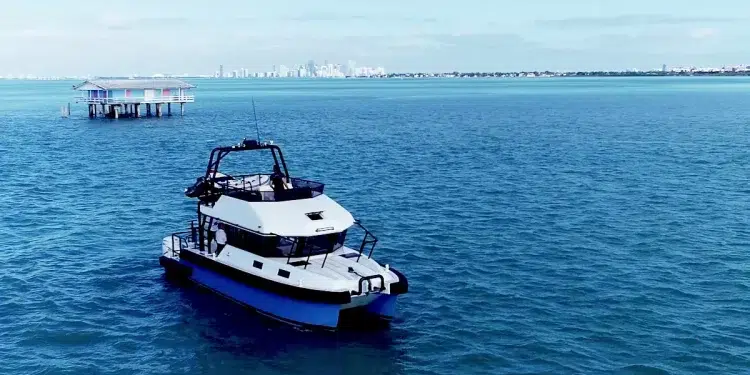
[1,77,750,374]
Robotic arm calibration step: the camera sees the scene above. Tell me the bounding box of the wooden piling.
[135,104,140,118]
[180,103,184,116]
[156,103,162,117]
[167,103,172,116]
[114,106,119,119]
[147,104,152,117]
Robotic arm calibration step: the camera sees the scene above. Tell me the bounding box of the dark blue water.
[1,77,750,374]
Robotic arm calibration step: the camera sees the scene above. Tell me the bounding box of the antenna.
[251,97,261,143]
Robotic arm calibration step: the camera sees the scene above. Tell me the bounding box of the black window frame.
[219,219,347,259]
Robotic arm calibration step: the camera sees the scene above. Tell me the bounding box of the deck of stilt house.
[73,79,195,119]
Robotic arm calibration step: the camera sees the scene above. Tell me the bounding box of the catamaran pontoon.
[160,139,408,329]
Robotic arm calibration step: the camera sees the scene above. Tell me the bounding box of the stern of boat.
[160,231,196,278]
[338,264,408,324]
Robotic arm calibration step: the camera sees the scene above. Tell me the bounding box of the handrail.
[354,221,378,263]
[208,175,324,202]
[214,175,322,191]
[169,231,192,258]
[75,95,195,104]
[285,236,301,264]
[350,274,385,295]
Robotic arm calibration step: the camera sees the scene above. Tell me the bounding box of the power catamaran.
[160,139,408,329]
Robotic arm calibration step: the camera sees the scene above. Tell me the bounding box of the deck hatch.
[288,260,311,267]
[306,212,323,221]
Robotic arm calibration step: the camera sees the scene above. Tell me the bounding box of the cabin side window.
[222,224,347,258]
[224,225,282,257]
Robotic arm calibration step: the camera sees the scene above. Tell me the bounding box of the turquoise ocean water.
[1,77,750,374]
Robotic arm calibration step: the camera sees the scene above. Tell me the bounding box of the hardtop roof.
[73,78,195,90]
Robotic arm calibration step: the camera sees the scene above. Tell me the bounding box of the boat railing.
[76,95,195,104]
[350,274,386,295]
[353,220,378,263]
[168,230,193,258]
[283,236,303,265]
[320,220,378,268]
[214,174,325,202]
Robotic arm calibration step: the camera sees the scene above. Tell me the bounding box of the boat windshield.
[223,224,346,258]
[274,232,347,257]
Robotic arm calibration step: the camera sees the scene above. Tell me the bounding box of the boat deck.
[163,236,396,294]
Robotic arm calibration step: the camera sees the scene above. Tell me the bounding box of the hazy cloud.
[285,12,439,23]
[285,12,370,22]
[368,33,575,72]
[689,27,719,39]
[537,14,741,28]
[93,13,439,35]
[0,29,62,38]
[101,16,194,31]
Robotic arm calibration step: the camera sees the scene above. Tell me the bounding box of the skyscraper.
[219,65,224,78]
[307,60,316,77]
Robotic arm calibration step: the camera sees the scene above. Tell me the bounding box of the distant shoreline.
[384,71,750,78]
[4,71,750,81]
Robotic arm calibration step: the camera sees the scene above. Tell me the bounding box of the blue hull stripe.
[183,259,341,328]
[365,294,398,318]
[179,250,351,304]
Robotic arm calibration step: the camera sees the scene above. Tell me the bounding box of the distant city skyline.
[6,63,750,81]
[3,0,750,76]
[215,60,386,78]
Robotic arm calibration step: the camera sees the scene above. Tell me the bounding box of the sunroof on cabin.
[306,212,323,220]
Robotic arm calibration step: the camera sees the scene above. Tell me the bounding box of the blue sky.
[3,0,750,75]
